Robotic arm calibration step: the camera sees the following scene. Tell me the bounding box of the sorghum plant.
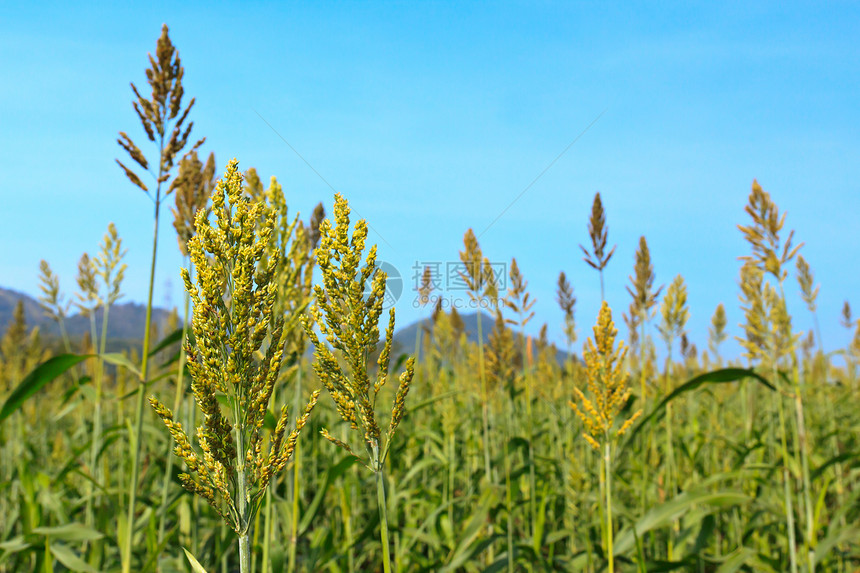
[117,25,204,572]
[302,193,415,573]
[149,160,319,573]
[708,303,728,364]
[579,192,616,301]
[556,271,577,354]
[570,301,641,573]
[737,180,811,573]
[624,236,662,400]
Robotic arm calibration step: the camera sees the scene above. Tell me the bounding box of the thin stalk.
[86,300,111,567]
[235,414,251,573]
[780,284,814,572]
[262,479,273,573]
[639,316,647,404]
[85,309,99,529]
[604,440,614,573]
[520,331,537,558]
[504,405,515,573]
[790,364,815,572]
[340,425,356,573]
[776,388,798,573]
[663,352,677,560]
[374,442,392,573]
[123,153,163,573]
[288,367,303,573]
[599,270,605,303]
[594,442,606,571]
[261,361,282,573]
[476,310,494,563]
[638,316,650,525]
[559,421,574,555]
[448,431,456,527]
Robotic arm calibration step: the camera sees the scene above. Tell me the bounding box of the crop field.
[1,23,859,573]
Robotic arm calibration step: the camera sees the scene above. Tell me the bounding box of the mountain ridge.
[1,287,567,363]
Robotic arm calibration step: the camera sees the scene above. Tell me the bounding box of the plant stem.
[475,310,494,563]
[288,367,303,573]
[375,447,392,573]
[663,352,677,561]
[605,440,614,573]
[790,363,815,572]
[236,413,251,573]
[520,328,537,559]
[599,269,605,303]
[504,407,515,573]
[123,190,161,573]
[774,368,798,573]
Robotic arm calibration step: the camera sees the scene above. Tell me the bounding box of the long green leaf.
[811,452,860,481]
[100,353,142,379]
[625,368,775,442]
[0,354,89,423]
[815,526,860,566]
[715,547,756,573]
[32,523,103,542]
[148,327,184,357]
[183,547,209,573]
[298,455,360,535]
[614,489,748,556]
[50,542,100,573]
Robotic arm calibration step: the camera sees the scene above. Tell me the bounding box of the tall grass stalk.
[83,225,126,567]
[459,229,497,563]
[738,179,805,573]
[116,24,203,572]
[570,302,641,572]
[580,192,616,302]
[503,257,537,555]
[302,193,415,573]
[657,275,688,560]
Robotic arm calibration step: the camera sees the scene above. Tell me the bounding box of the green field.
[0,25,858,573]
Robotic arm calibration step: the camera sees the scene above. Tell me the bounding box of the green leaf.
[50,542,100,573]
[440,489,498,572]
[625,368,775,442]
[183,547,209,573]
[614,489,748,556]
[715,547,756,573]
[298,455,360,535]
[815,525,860,567]
[32,523,103,542]
[100,353,142,379]
[148,327,184,357]
[409,390,460,413]
[0,354,90,423]
[811,451,860,481]
[0,535,30,554]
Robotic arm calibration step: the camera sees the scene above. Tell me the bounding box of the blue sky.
[1,2,858,359]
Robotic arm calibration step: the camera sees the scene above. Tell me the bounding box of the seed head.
[570,302,642,448]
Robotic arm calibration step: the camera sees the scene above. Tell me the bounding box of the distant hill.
[1,288,568,364]
[391,311,501,351]
[0,287,45,333]
[391,311,569,364]
[0,287,175,342]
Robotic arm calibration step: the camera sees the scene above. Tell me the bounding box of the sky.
[1,2,858,360]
